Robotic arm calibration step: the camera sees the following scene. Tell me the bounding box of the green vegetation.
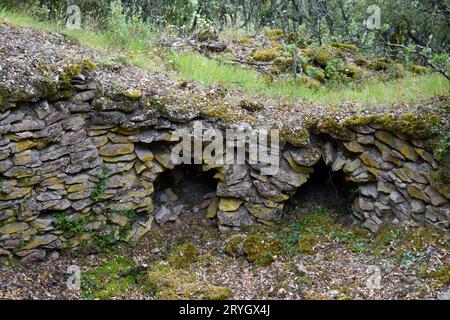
[1,3,447,107]
[144,262,231,300]
[167,241,199,268]
[223,209,371,266]
[373,224,449,268]
[52,210,139,252]
[432,130,450,163]
[420,266,450,287]
[253,49,279,62]
[82,256,139,299]
[77,208,448,299]
[0,3,163,72]
[145,263,196,299]
[242,235,284,267]
[171,51,448,106]
[91,165,109,203]
[82,240,231,300]
[53,214,85,238]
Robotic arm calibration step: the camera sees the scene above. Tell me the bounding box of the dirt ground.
[1,172,449,300]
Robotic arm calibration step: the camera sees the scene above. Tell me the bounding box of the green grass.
[1,7,447,106]
[0,6,163,71]
[171,51,449,106]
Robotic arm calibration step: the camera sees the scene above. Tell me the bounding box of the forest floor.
[1,183,449,300]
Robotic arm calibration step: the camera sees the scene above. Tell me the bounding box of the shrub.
[305,65,326,82]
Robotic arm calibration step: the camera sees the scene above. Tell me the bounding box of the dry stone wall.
[0,68,449,264]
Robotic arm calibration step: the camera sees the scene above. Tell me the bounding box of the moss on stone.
[370,59,389,71]
[319,117,355,140]
[145,262,231,299]
[301,48,315,58]
[269,65,283,75]
[425,266,450,286]
[354,56,369,67]
[331,42,359,52]
[272,57,294,73]
[167,241,199,268]
[187,285,232,300]
[340,64,362,80]
[280,126,310,147]
[239,37,253,44]
[321,112,443,141]
[298,233,316,254]
[297,212,336,233]
[253,49,278,62]
[145,262,196,299]
[224,234,245,256]
[313,49,334,67]
[122,89,142,100]
[242,234,283,267]
[201,103,256,125]
[266,29,284,40]
[52,59,96,100]
[409,64,430,74]
[60,59,96,88]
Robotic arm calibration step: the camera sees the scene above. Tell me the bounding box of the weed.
[53,214,85,238]
[91,165,109,203]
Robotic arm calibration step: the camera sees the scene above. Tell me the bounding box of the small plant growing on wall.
[91,165,110,203]
[53,214,85,238]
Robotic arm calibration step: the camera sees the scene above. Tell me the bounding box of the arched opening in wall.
[287,159,354,222]
[152,164,218,226]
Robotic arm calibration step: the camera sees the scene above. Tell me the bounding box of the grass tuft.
[171,51,448,106]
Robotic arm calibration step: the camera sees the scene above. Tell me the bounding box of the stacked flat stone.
[1,74,448,262]
[0,26,448,262]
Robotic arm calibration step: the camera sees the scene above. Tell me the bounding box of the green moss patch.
[320,112,444,141]
[167,241,199,268]
[144,262,231,300]
[242,235,283,267]
[331,42,359,52]
[82,256,138,299]
[374,224,449,264]
[253,49,279,62]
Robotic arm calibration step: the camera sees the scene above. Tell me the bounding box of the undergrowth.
[170,51,449,106]
[0,6,447,107]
